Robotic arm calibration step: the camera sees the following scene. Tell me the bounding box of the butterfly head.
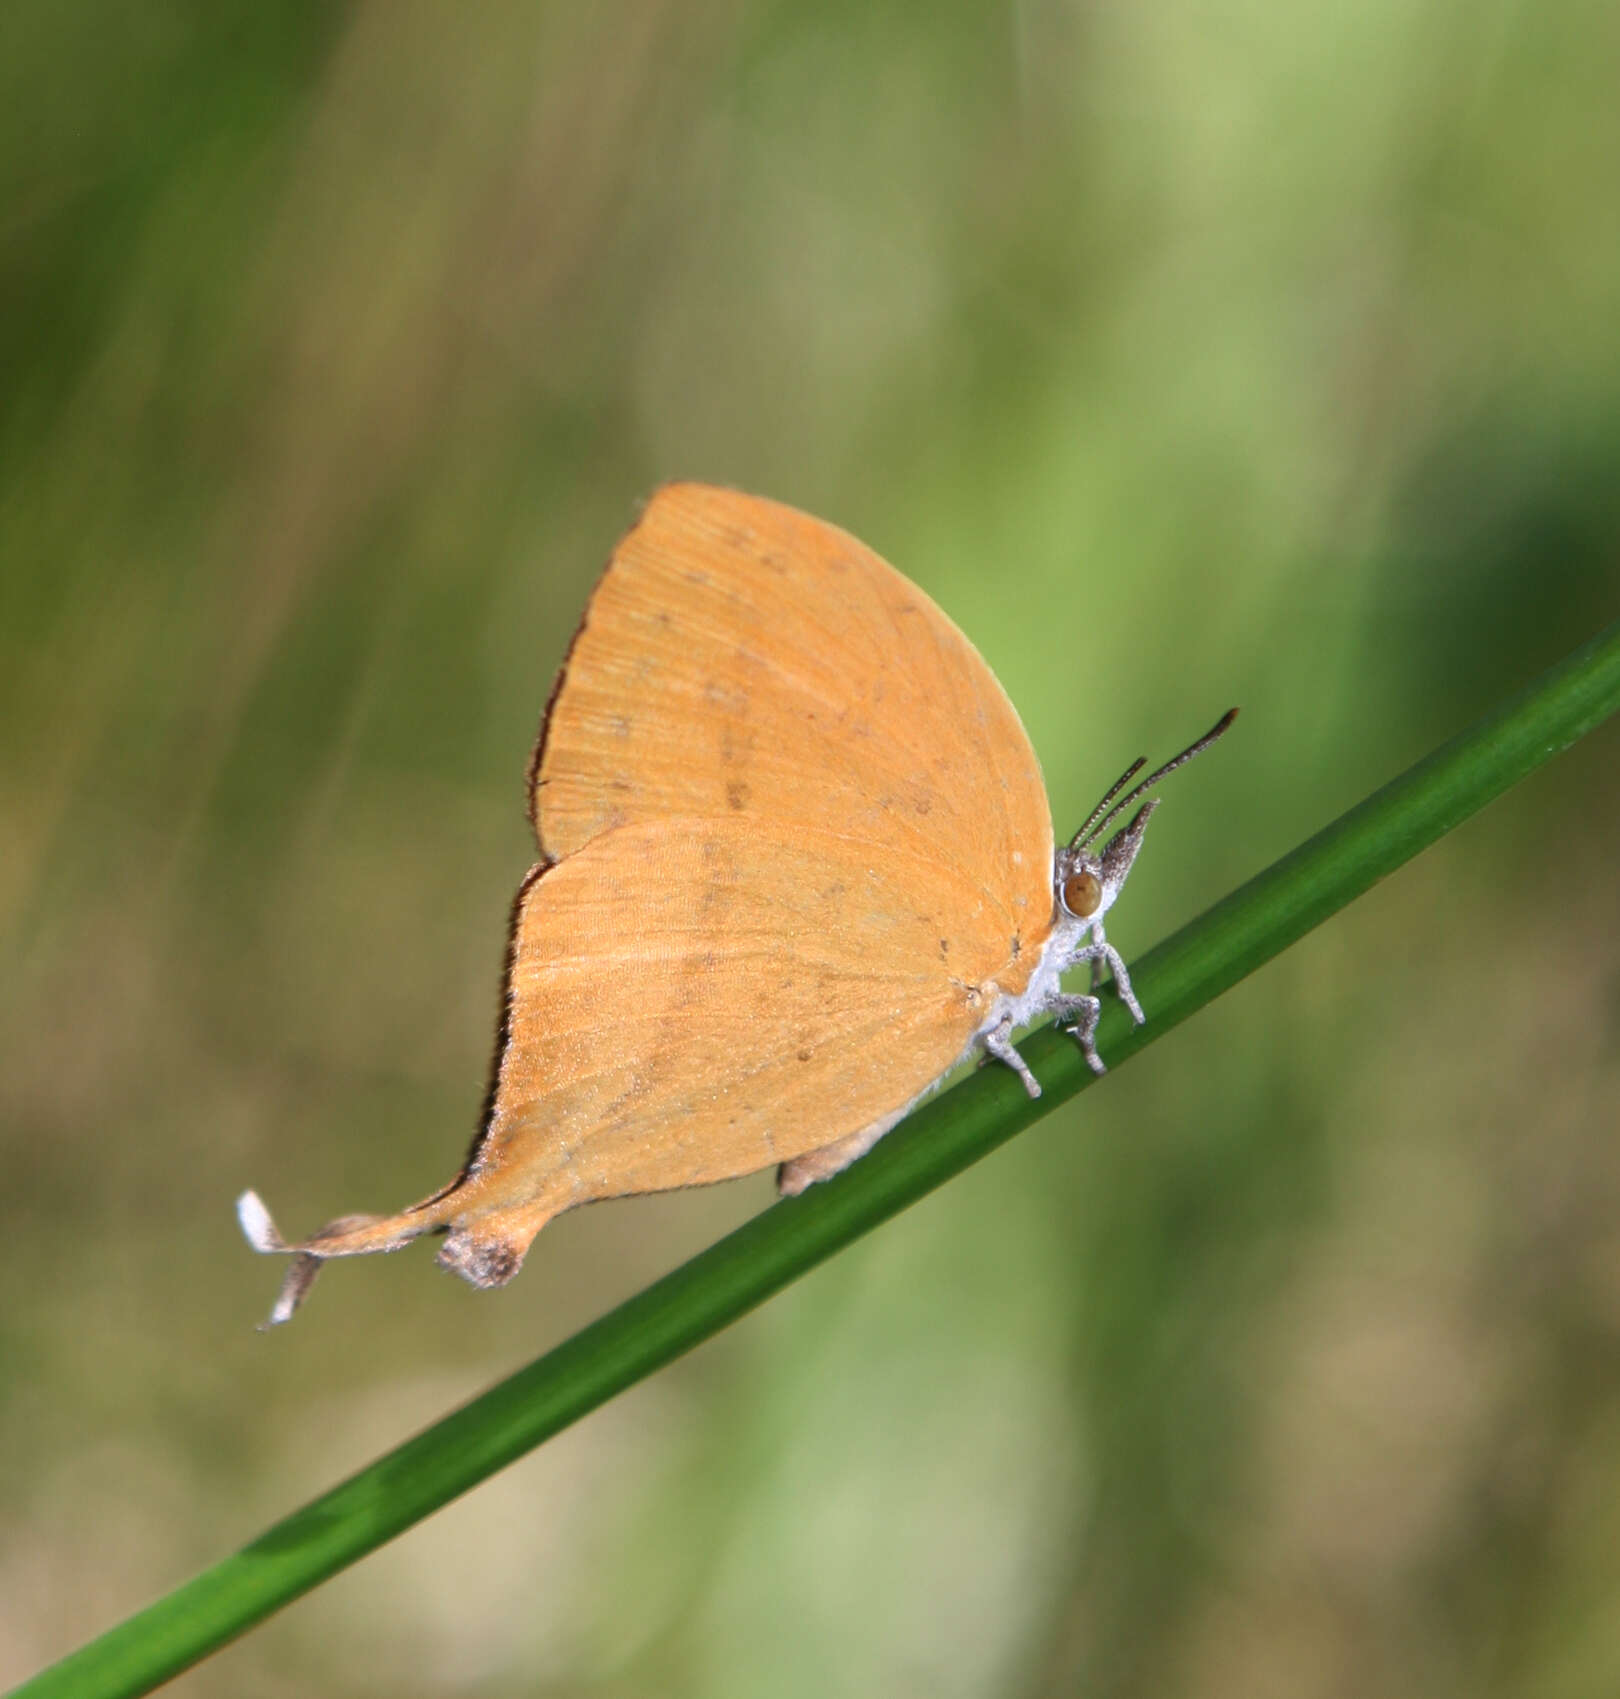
[1052,708,1238,938]
[1054,799,1159,930]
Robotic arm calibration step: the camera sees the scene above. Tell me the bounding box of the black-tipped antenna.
[1068,755,1148,850]
[1072,708,1238,850]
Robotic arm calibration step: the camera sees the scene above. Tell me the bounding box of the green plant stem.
[14,616,1620,1699]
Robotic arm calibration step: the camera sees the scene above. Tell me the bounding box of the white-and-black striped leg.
[982,1015,1042,1099]
[1050,992,1106,1075]
[1073,927,1145,1026]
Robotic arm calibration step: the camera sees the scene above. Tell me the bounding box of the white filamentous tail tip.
[236,1189,285,1254]
[238,1189,323,1327]
[262,1253,324,1329]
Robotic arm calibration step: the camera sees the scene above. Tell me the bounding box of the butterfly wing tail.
[236,1187,463,1328]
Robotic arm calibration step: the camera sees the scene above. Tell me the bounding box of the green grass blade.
[13,615,1620,1699]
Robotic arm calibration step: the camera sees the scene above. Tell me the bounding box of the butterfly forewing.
[532,485,1054,945]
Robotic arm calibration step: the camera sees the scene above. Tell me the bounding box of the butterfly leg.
[982,1015,1043,1099]
[1048,992,1106,1075]
[1074,925,1145,1024]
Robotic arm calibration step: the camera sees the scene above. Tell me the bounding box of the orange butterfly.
[240,485,1233,1323]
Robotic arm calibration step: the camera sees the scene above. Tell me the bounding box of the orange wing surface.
[434,813,1027,1280]
[534,484,1054,923]
[243,811,1028,1297]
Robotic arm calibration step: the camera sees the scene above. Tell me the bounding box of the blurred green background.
[5,2,1620,1694]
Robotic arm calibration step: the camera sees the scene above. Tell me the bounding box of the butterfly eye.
[1062,870,1102,919]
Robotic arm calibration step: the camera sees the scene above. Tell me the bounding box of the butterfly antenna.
[1068,756,1148,850]
[1074,708,1238,850]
